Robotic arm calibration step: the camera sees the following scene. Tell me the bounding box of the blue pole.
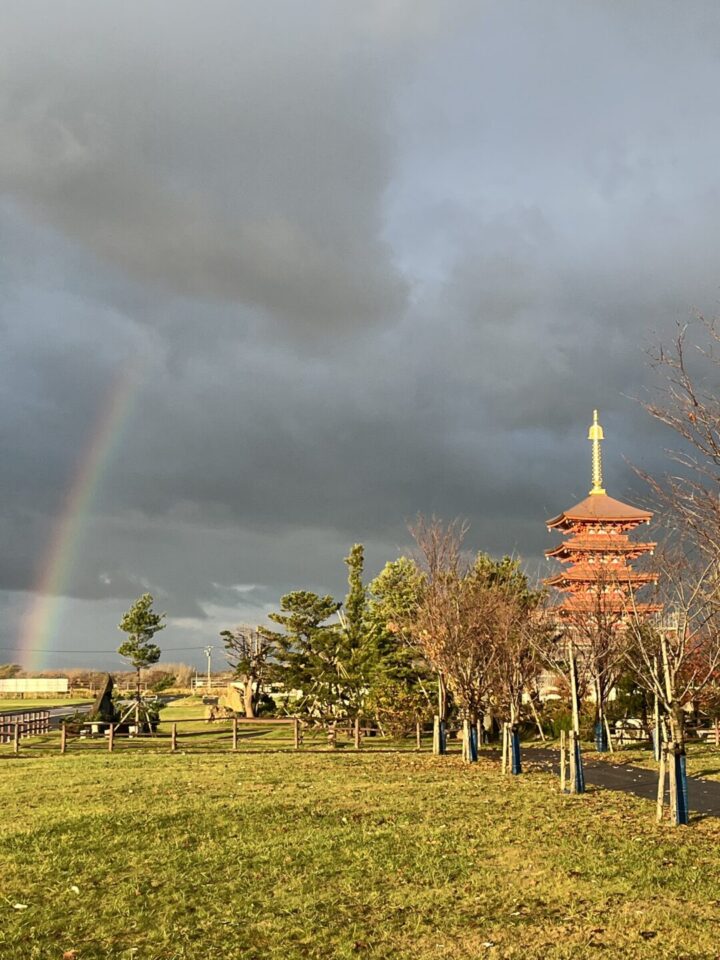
[439,719,447,755]
[594,720,608,753]
[574,735,585,793]
[469,723,478,762]
[675,747,689,825]
[511,725,522,774]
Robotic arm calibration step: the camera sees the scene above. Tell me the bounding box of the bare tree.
[408,517,497,756]
[624,548,720,748]
[220,625,274,718]
[642,318,720,554]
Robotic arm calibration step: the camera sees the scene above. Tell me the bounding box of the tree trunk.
[437,673,447,721]
[243,680,255,719]
[669,703,685,748]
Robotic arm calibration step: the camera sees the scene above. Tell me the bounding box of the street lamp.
[203,645,213,693]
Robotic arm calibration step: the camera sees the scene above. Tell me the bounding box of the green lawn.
[0,698,92,711]
[2,749,720,960]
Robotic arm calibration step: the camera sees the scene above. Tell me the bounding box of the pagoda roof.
[547,493,652,530]
[545,538,657,559]
[545,569,656,587]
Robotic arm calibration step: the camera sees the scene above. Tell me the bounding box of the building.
[544,411,659,748]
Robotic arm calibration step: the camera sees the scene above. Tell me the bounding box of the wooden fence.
[1,713,466,756]
[0,710,50,748]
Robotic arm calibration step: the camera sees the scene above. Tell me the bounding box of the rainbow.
[18,363,142,672]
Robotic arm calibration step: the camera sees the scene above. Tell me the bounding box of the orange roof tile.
[547,493,652,529]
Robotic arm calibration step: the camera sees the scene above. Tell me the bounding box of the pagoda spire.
[588,409,606,495]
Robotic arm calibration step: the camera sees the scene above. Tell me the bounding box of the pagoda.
[545,410,658,618]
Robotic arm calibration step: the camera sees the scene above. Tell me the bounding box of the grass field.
[2,748,720,960]
[0,698,92,711]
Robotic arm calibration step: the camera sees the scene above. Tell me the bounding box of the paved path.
[524,746,720,818]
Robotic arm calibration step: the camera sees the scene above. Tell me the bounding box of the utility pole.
[203,646,213,693]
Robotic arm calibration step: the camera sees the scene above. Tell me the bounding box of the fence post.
[560,729,566,792]
[60,723,67,754]
[13,723,20,755]
[232,718,238,751]
[354,716,361,750]
[416,721,421,751]
[171,722,178,752]
[294,717,300,750]
[108,724,114,752]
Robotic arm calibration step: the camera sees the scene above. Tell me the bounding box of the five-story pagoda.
[545,411,659,753]
[546,410,657,616]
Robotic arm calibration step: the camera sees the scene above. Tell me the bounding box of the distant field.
[2,746,720,959]
[0,697,92,711]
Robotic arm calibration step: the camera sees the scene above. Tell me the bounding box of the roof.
[547,493,652,529]
[545,538,656,559]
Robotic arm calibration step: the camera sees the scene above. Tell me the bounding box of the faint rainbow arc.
[19,364,142,672]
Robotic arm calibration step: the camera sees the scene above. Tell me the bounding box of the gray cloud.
[2,2,720,669]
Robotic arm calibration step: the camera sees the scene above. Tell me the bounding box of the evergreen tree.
[259,591,348,720]
[367,556,428,688]
[117,593,166,700]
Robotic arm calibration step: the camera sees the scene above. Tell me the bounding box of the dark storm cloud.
[3,1,720,667]
[0,1,424,332]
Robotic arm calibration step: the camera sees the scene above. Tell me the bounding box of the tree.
[409,516,499,758]
[220,625,274,717]
[259,591,347,721]
[0,663,22,680]
[642,319,720,556]
[117,593,165,699]
[337,544,376,715]
[477,555,548,736]
[624,548,720,749]
[558,565,637,752]
[367,556,428,688]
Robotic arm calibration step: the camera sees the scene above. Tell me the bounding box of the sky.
[3,1,720,673]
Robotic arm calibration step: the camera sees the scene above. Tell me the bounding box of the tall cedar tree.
[338,544,375,717]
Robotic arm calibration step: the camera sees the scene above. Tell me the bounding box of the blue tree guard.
[574,735,586,793]
[594,720,608,752]
[511,725,522,775]
[468,723,478,762]
[439,719,447,755]
[674,747,689,825]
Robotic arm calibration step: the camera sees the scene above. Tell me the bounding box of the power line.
[0,644,210,654]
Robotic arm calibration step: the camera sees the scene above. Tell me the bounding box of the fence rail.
[0,713,450,756]
[0,710,50,746]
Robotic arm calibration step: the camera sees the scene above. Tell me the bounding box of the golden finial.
[587,409,606,495]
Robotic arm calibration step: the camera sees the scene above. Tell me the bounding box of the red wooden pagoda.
[545,410,658,617]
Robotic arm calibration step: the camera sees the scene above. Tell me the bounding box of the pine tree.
[117,593,165,700]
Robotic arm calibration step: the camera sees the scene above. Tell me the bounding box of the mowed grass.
[0,698,92,711]
[3,752,720,960]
